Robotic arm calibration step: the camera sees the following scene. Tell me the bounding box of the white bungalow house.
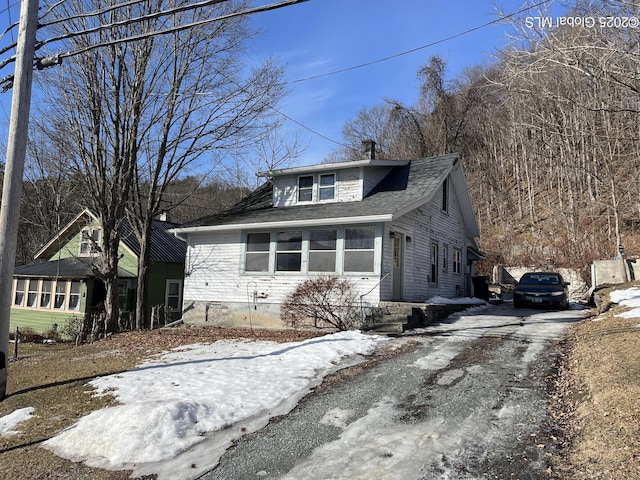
[172,143,481,329]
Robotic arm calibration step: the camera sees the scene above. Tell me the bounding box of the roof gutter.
[170,214,393,235]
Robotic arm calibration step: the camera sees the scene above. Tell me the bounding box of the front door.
[392,234,404,300]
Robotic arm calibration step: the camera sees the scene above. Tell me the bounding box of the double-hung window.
[54,282,66,309]
[27,280,38,307]
[442,245,449,272]
[40,281,52,309]
[344,227,375,272]
[245,233,271,272]
[431,243,439,284]
[309,229,337,272]
[80,228,100,256]
[276,231,303,271]
[298,176,314,202]
[244,226,377,275]
[297,173,336,203]
[442,177,449,213]
[166,280,182,310]
[14,279,25,306]
[453,249,462,274]
[69,281,82,311]
[318,174,335,201]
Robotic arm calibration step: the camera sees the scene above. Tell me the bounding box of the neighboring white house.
[172,143,481,329]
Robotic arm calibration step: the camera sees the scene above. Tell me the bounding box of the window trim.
[13,278,84,312]
[296,173,337,204]
[442,244,449,272]
[318,173,336,201]
[276,231,303,272]
[14,279,25,307]
[453,248,462,275]
[344,227,376,273]
[26,279,38,308]
[68,281,82,311]
[79,227,101,257]
[40,280,52,309]
[244,232,272,272]
[165,279,183,311]
[308,229,338,273]
[431,243,439,284]
[442,176,449,213]
[297,175,314,203]
[54,281,67,310]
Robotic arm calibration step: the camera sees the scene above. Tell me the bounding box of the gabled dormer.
[260,141,408,208]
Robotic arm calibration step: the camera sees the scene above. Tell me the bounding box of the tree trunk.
[135,221,152,329]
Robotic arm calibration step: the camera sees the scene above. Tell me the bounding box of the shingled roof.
[181,154,461,229]
[14,257,136,278]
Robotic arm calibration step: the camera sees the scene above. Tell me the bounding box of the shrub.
[280,276,363,331]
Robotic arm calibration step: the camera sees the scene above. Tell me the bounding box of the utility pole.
[0,0,39,399]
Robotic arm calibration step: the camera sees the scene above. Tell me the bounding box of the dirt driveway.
[200,304,585,480]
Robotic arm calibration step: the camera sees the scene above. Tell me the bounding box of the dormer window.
[319,173,335,201]
[298,175,314,202]
[297,173,336,203]
[79,227,101,256]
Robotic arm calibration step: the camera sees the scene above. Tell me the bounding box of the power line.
[0,0,309,89]
[288,0,553,85]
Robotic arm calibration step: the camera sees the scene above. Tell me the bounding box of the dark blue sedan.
[513,272,569,309]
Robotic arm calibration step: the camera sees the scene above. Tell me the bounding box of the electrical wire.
[288,0,553,85]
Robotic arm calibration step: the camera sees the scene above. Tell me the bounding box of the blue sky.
[247,0,563,162]
[0,0,564,164]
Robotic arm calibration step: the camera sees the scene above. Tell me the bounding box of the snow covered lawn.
[6,331,385,479]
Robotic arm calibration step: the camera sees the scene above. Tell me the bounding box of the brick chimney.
[362,139,376,160]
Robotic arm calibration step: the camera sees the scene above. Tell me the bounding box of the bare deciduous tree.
[35,0,289,330]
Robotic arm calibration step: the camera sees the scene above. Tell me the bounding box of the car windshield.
[519,274,561,285]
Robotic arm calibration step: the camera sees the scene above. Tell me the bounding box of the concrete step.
[364,321,406,335]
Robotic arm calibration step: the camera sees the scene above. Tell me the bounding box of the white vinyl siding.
[182,229,384,310]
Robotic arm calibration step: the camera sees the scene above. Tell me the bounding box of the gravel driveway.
[199,304,585,480]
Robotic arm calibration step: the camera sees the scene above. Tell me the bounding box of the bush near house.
[281,276,363,331]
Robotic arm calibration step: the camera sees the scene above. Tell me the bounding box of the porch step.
[363,301,485,335]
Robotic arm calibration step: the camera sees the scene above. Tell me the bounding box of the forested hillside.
[8,0,639,282]
[337,0,639,278]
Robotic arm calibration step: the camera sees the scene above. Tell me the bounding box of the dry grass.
[550,284,640,479]
[0,327,324,479]
[3,302,640,479]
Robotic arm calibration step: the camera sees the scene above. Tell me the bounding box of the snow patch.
[0,407,35,436]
